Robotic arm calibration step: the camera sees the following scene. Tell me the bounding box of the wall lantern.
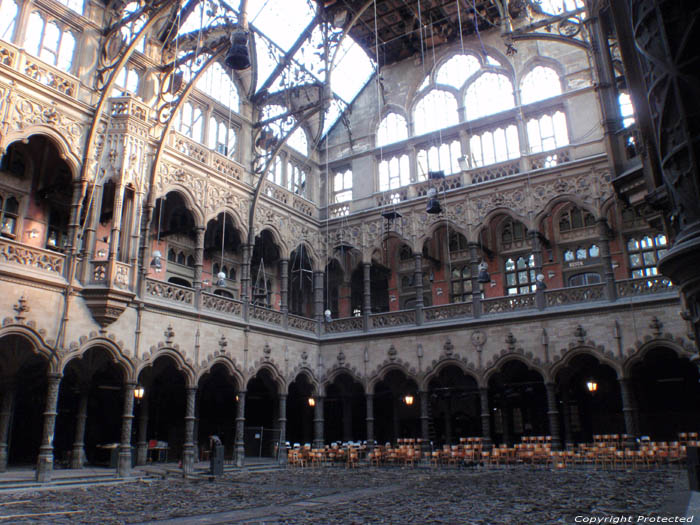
[150,250,162,272]
[586,380,598,393]
[134,386,145,400]
[308,397,316,407]
[403,394,414,406]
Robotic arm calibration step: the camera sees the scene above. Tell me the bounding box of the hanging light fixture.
[151,196,164,272]
[217,213,227,288]
[477,261,490,283]
[225,30,251,70]
[324,309,332,322]
[426,187,442,215]
[536,273,547,290]
[216,271,227,287]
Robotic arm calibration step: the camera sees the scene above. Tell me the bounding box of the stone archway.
[324,372,366,444]
[427,364,480,446]
[373,369,419,444]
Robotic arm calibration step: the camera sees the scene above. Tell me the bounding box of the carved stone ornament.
[263,342,271,357]
[301,350,308,362]
[13,296,29,322]
[471,330,486,349]
[574,325,587,343]
[337,350,346,365]
[218,334,228,353]
[164,325,175,344]
[388,344,397,361]
[505,332,517,352]
[649,316,663,337]
[443,339,454,356]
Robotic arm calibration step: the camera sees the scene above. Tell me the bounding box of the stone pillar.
[419,391,430,443]
[445,404,453,445]
[135,391,149,466]
[561,392,574,448]
[235,390,246,467]
[502,405,512,446]
[365,393,374,448]
[414,253,424,324]
[79,182,104,282]
[596,218,617,301]
[117,383,135,477]
[193,226,205,290]
[468,243,482,318]
[313,396,324,449]
[70,390,89,469]
[392,398,400,442]
[0,384,16,472]
[278,394,287,464]
[362,262,371,330]
[36,373,62,483]
[241,244,252,304]
[279,259,289,314]
[313,270,324,325]
[530,231,545,310]
[479,388,491,448]
[182,386,196,475]
[342,397,353,442]
[618,378,639,446]
[545,383,562,450]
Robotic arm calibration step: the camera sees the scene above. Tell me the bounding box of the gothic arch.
[623,337,696,378]
[155,186,205,229]
[60,337,135,381]
[516,56,566,92]
[323,366,366,393]
[418,219,471,252]
[136,348,196,387]
[368,362,418,393]
[195,356,245,387]
[205,206,248,240]
[533,195,599,232]
[1,129,81,178]
[248,361,286,394]
[421,358,480,391]
[551,346,622,380]
[289,368,319,395]
[479,207,532,234]
[372,104,409,138]
[254,225,288,260]
[0,324,59,373]
[483,354,547,386]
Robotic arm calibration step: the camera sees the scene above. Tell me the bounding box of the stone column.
[414,253,424,324]
[365,393,374,448]
[36,373,62,483]
[561,392,573,448]
[79,183,104,282]
[313,270,324,325]
[468,243,482,318]
[117,383,135,477]
[502,405,512,446]
[279,259,289,314]
[234,390,246,467]
[182,386,196,476]
[0,384,16,472]
[545,383,562,450]
[596,218,617,301]
[135,391,149,466]
[193,226,205,290]
[313,396,324,449]
[618,378,639,446]
[342,397,353,442]
[479,388,491,449]
[392,398,400,442]
[530,231,545,310]
[362,262,371,330]
[278,394,287,464]
[70,390,89,469]
[241,244,252,304]
[419,391,430,443]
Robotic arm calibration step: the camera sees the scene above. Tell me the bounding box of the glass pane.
[518,271,528,283]
[656,234,667,246]
[627,238,639,251]
[576,248,587,259]
[589,245,600,257]
[57,31,75,72]
[629,254,642,267]
[25,12,44,57]
[521,66,562,105]
[436,54,480,88]
[643,252,656,265]
[506,273,516,286]
[505,258,515,271]
[516,257,527,269]
[564,250,574,261]
[0,0,18,42]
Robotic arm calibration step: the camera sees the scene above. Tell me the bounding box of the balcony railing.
[0,237,66,277]
[202,291,243,317]
[145,278,194,306]
[370,309,416,328]
[249,304,284,326]
[617,276,674,297]
[545,283,606,307]
[482,293,537,314]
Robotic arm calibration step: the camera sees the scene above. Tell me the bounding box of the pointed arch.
[60,337,135,381]
[249,361,286,394]
[136,348,196,387]
[196,356,245,387]
[483,354,548,386]
[0,324,58,372]
[0,130,81,179]
[421,358,480,391]
[551,346,622,380]
[368,362,417,393]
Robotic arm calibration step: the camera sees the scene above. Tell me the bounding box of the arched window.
[213,262,220,275]
[436,54,480,89]
[416,140,462,178]
[168,249,176,262]
[526,111,569,153]
[333,169,353,203]
[559,206,595,232]
[208,117,237,158]
[378,154,410,191]
[25,13,76,72]
[465,73,514,121]
[288,127,308,156]
[619,92,635,128]
[174,102,204,143]
[399,244,413,261]
[626,234,668,278]
[0,195,19,238]
[56,0,84,14]
[501,218,526,245]
[0,0,19,42]
[177,251,186,265]
[451,266,473,303]
[469,125,520,167]
[112,66,140,97]
[267,155,283,186]
[568,272,601,287]
[377,113,408,147]
[521,66,562,105]
[505,255,536,295]
[413,90,458,136]
[229,267,236,280]
[197,61,240,112]
[449,232,468,254]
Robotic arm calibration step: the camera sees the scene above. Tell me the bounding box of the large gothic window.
[435,54,480,89]
[377,113,408,147]
[378,154,410,191]
[0,0,18,42]
[197,62,240,113]
[288,128,308,156]
[25,12,76,72]
[208,117,237,158]
[520,66,562,105]
[413,90,458,136]
[416,140,462,178]
[526,111,569,152]
[464,73,515,121]
[469,125,520,167]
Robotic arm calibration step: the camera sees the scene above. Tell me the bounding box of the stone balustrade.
[0,238,66,277]
[145,278,194,305]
